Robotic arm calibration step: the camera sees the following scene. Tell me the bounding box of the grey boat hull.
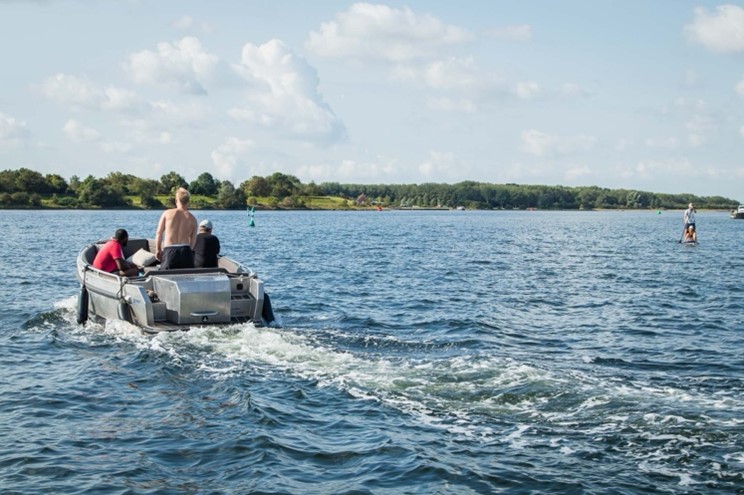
[76,239,273,334]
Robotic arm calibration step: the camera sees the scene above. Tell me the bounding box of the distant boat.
[730,205,744,219]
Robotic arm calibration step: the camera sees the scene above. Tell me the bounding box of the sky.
[1,1,743,201]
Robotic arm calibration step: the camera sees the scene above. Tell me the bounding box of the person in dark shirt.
[193,219,220,268]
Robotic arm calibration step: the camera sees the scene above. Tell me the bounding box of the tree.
[44,174,69,194]
[131,177,160,197]
[159,171,187,194]
[189,172,219,196]
[77,176,130,207]
[267,172,301,199]
[216,180,246,209]
[132,177,162,209]
[301,181,323,196]
[10,192,30,206]
[15,168,48,193]
[241,176,271,197]
[68,175,81,194]
[0,170,15,192]
[103,172,136,197]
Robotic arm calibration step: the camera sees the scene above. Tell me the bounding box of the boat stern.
[152,274,232,325]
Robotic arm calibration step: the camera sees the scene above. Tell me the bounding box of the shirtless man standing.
[155,187,198,269]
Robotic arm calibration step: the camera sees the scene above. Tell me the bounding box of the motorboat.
[76,238,275,334]
[730,205,744,219]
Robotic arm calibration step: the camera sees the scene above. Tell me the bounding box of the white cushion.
[127,248,158,267]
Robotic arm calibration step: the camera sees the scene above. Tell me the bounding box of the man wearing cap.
[193,219,221,268]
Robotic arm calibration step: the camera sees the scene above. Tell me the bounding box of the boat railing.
[143,267,230,276]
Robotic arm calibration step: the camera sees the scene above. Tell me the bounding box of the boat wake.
[34,297,744,487]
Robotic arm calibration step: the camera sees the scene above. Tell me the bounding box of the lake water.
[0,209,742,494]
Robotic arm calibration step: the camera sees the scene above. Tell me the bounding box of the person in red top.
[92,229,139,277]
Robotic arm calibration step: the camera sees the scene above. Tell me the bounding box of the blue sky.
[1,1,743,201]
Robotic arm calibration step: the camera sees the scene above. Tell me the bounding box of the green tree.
[159,171,187,194]
[216,180,246,209]
[189,172,219,196]
[0,170,15,193]
[268,172,301,199]
[44,174,68,194]
[15,168,48,193]
[301,181,323,196]
[10,192,30,205]
[131,177,160,197]
[241,176,272,197]
[68,175,81,194]
[77,176,130,207]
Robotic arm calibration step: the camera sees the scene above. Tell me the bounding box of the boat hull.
[76,239,273,334]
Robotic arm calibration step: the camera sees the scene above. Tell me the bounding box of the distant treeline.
[0,167,737,210]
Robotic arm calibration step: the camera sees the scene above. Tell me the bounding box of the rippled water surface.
[1,209,742,494]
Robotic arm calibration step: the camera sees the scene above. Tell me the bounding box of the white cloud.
[103,87,140,111]
[514,81,540,100]
[306,3,472,62]
[39,74,140,111]
[392,56,494,92]
[230,39,345,143]
[126,37,219,94]
[685,5,744,53]
[0,111,30,149]
[486,24,532,41]
[62,119,100,142]
[521,130,596,157]
[736,77,744,95]
[211,137,254,179]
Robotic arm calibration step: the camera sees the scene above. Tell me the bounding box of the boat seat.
[122,239,151,259]
[82,244,99,265]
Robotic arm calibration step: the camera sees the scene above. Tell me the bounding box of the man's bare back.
[155,188,197,261]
